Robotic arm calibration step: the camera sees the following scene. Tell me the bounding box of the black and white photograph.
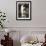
[16,1,31,20]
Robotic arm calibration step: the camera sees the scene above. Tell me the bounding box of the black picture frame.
[16,1,32,20]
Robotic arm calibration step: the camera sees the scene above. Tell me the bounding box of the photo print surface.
[16,1,31,20]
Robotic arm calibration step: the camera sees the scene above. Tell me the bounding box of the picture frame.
[16,1,32,20]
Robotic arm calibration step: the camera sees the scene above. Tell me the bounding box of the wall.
[0,0,46,46]
[0,0,46,27]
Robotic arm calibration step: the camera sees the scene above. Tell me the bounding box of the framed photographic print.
[16,1,32,20]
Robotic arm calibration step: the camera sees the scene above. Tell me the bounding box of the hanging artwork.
[16,1,32,20]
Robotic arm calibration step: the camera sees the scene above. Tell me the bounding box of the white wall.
[0,0,46,27]
[0,0,46,46]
